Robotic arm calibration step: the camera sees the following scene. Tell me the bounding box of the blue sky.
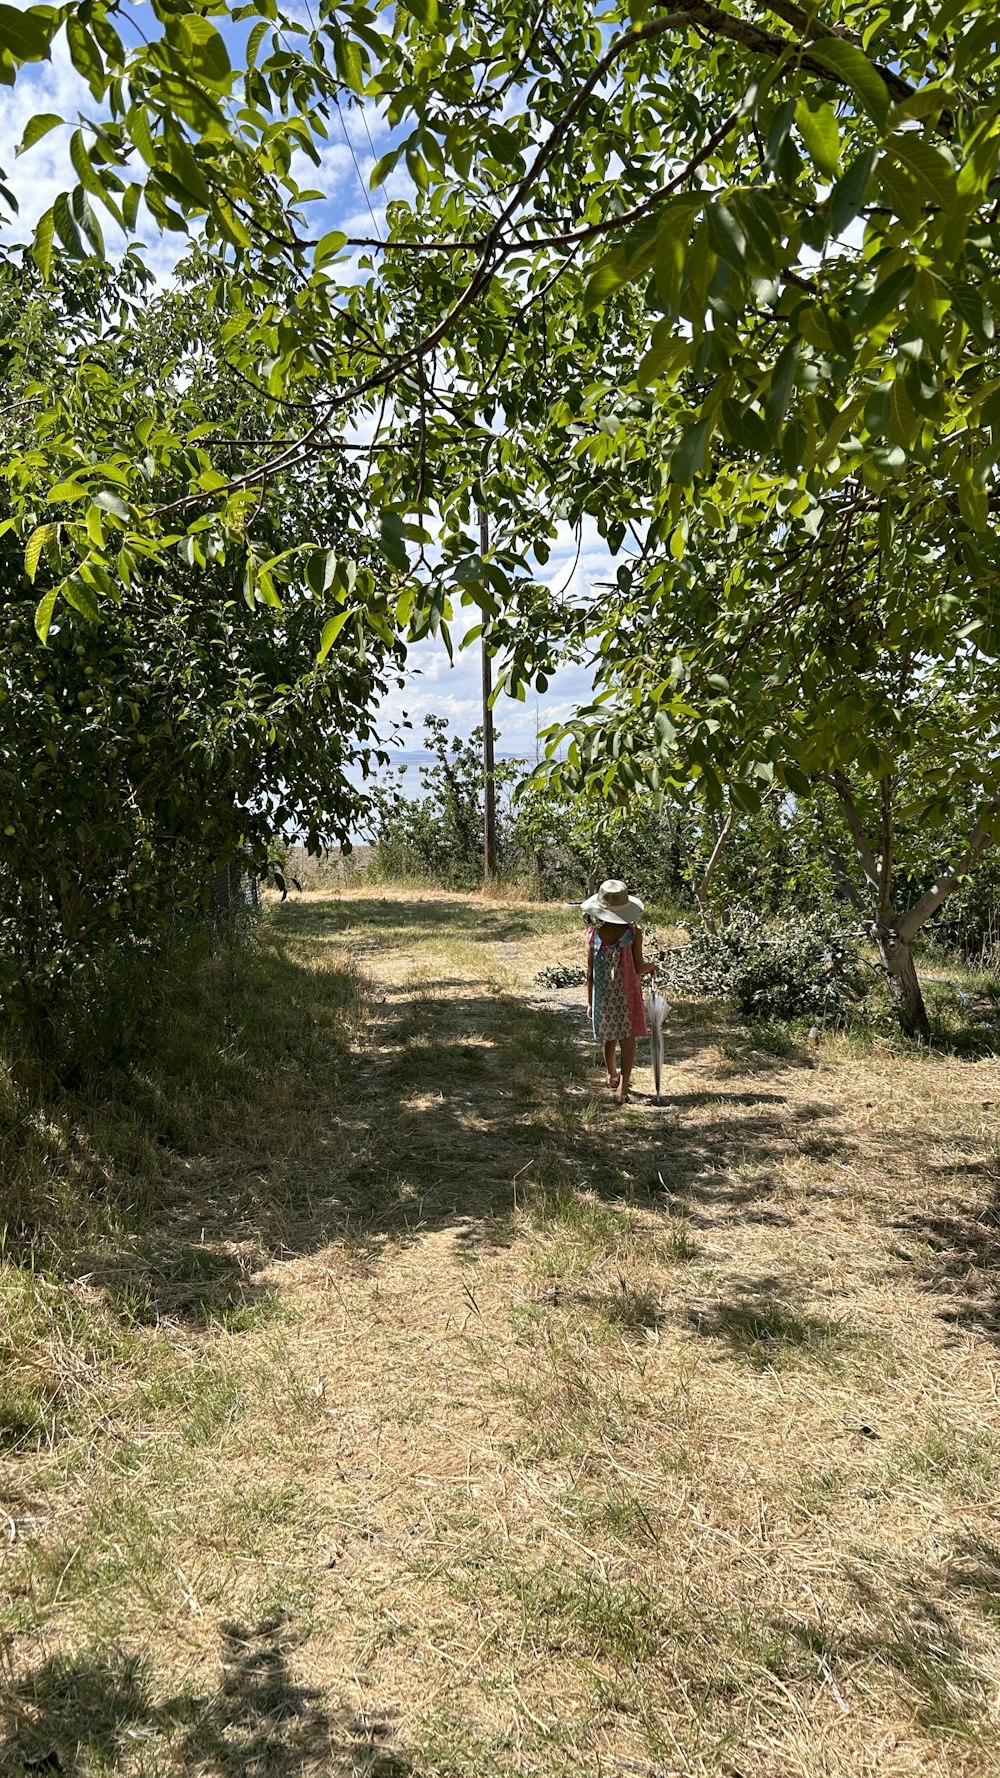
[1,25,610,757]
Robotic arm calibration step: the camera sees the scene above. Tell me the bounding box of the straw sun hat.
[580,879,644,926]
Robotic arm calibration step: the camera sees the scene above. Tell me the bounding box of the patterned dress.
[589,926,648,1042]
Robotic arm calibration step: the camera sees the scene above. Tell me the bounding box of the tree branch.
[693,802,735,931]
[898,818,994,943]
[145,0,943,523]
[673,0,922,113]
[831,770,881,897]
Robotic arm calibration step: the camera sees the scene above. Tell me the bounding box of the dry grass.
[2,886,1000,1776]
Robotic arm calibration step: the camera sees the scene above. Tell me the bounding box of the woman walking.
[583,879,657,1106]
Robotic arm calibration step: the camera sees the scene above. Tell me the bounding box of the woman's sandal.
[615,1087,631,1106]
[606,1072,620,1091]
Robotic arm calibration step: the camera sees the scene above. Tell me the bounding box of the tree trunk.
[874,926,930,1040]
[692,806,734,935]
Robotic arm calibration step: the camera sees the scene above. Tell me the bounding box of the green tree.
[368,715,519,889]
[542,483,1000,1036]
[2,0,999,624]
[0,259,400,1043]
[4,0,1000,1039]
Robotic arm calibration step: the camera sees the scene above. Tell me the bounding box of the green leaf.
[653,197,702,309]
[764,98,796,172]
[306,548,337,597]
[317,607,356,663]
[584,245,631,311]
[959,472,988,533]
[827,146,879,237]
[380,510,409,572]
[163,137,211,209]
[670,415,712,483]
[69,128,104,199]
[405,147,428,193]
[795,98,840,179]
[314,230,347,269]
[73,185,104,256]
[333,30,363,89]
[63,575,101,622]
[888,375,920,446]
[370,147,403,188]
[32,205,55,278]
[885,133,957,209]
[705,201,746,270]
[950,281,994,344]
[0,3,54,61]
[953,9,1000,76]
[47,478,90,504]
[783,764,811,797]
[858,262,915,331]
[94,489,130,521]
[122,182,142,231]
[34,585,58,643]
[810,37,890,127]
[176,15,231,86]
[16,112,62,156]
[765,339,799,442]
[52,191,83,257]
[126,104,156,170]
[24,522,57,583]
[66,15,105,97]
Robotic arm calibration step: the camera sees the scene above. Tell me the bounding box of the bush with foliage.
[661,909,866,1023]
[512,780,683,902]
[0,261,400,1054]
[366,716,520,889]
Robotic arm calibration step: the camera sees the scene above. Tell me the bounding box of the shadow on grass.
[2,891,849,1335]
[1,1617,415,1776]
[275,892,544,945]
[891,1173,1000,1344]
[682,1283,866,1372]
[773,1594,993,1741]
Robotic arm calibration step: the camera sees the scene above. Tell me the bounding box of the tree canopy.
[0,257,400,1035]
[3,0,1000,1034]
[2,0,998,628]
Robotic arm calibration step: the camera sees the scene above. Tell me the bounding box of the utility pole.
[479,504,498,885]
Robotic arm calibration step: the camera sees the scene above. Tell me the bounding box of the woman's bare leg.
[616,1037,636,1103]
[603,1040,619,1088]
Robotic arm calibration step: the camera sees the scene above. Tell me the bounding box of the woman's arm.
[634,928,657,978]
[586,929,594,1013]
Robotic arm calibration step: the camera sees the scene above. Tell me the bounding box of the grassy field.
[2,887,1000,1776]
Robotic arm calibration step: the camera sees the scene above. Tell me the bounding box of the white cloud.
[0,37,188,285]
[0,38,93,236]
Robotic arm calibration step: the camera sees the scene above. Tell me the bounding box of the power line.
[334,97,383,242]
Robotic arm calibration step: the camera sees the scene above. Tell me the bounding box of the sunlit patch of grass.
[886,1620,993,1737]
[601,1276,664,1336]
[908,1420,1000,1498]
[522,1179,638,1245]
[0,1261,142,1453]
[653,1220,700,1264]
[508,1562,668,1662]
[597,1492,660,1544]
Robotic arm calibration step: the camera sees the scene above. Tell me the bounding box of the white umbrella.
[645,985,672,1103]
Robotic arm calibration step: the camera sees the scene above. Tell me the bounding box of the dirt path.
[253,891,1000,1777]
[5,887,1000,1778]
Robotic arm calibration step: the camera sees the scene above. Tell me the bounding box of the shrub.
[512,780,685,902]
[661,909,865,1022]
[366,715,521,889]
